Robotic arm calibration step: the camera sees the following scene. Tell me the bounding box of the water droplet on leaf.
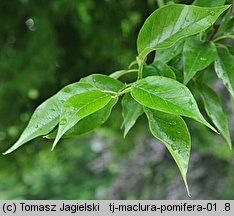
[199,57,206,61]
[93,78,99,84]
[60,119,67,125]
[188,99,193,106]
[171,144,177,150]
[169,121,177,126]
[210,11,215,16]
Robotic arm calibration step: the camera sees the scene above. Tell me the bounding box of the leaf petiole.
[128,60,138,69]
[102,86,132,98]
[213,34,234,42]
[215,43,229,51]
[116,86,132,98]
[109,69,138,79]
[101,90,117,95]
[137,56,145,80]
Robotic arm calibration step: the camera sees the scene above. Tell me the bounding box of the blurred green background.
[0,0,234,199]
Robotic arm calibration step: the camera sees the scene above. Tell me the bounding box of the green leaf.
[109,70,126,79]
[80,74,125,92]
[215,13,234,37]
[145,108,191,196]
[52,90,112,150]
[131,76,217,132]
[152,61,176,79]
[215,49,234,97]
[155,40,184,63]
[193,0,226,7]
[137,4,229,58]
[3,82,95,154]
[199,84,232,149]
[45,98,118,139]
[142,61,176,79]
[109,69,138,79]
[142,65,157,77]
[143,60,176,79]
[171,67,184,83]
[121,93,144,137]
[183,36,217,84]
[231,96,234,117]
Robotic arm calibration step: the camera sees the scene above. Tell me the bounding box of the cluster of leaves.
[4,1,234,195]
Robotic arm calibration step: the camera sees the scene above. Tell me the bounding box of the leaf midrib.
[156,11,216,47]
[133,85,193,117]
[141,6,224,56]
[62,94,111,130]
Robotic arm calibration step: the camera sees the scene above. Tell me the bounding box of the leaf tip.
[120,122,124,130]
[51,140,58,151]
[213,128,220,135]
[226,137,232,150]
[219,4,231,11]
[2,149,13,155]
[203,120,219,134]
[2,144,18,155]
[183,177,191,197]
[123,128,129,139]
[51,130,63,151]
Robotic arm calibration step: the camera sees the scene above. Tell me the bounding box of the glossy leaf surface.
[4,82,95,154]
[216,13,234,36]
[199,84,232,149]
[171,67,184,83]
[137,4,229,58]
[145,108,191,195]
[80,74,125,92]
[46,98,118,139]
[155,40,184,63]
[131,76,217,132]
[109,70,126,79]
[231,96,234,117]
[52,90,112,150]
[121,93,144,137]
[143,61,176,79]
[215,49,234,97]
[193,0,225,7]
[183,37,217,84]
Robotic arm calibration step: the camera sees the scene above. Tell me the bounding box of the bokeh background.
[0,0,234,199]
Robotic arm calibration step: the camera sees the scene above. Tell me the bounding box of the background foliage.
[0,0,234,199]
